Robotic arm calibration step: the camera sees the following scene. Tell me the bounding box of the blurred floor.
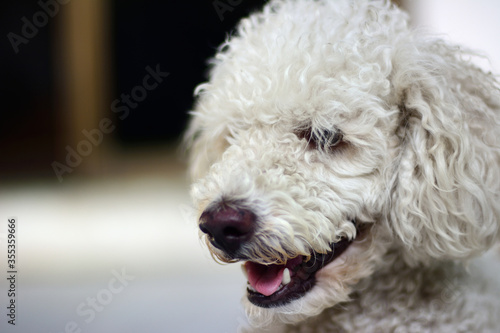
[0,148,247,333]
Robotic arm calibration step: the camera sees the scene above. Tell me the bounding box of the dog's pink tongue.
[245,262,284,296]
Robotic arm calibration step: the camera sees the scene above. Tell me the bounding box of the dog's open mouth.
[242,237,352,308]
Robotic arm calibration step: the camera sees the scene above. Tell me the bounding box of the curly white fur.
[185,0,500,331]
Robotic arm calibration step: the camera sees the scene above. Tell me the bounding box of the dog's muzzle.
[199,204,356,308]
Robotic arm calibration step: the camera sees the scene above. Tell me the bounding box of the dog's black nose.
[199,205,255,255]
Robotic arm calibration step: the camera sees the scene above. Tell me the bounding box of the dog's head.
[185,0,500,327]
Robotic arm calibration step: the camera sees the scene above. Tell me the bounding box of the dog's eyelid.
[322,129,343,146]
[316,129,344,151]
[295,127,345,151]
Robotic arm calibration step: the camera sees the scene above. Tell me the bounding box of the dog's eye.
[297,128,345,152]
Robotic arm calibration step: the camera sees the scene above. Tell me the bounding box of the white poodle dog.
[185,0,500,331]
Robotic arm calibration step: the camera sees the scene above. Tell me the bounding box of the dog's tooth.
[282,268,291,285]
[241,264,248,279]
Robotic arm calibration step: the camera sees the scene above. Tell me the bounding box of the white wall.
[404,0,500,72]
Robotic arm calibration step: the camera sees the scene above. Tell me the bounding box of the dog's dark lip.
[246,236,353,308]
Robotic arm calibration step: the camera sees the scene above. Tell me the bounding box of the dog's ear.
[388,40,500,264]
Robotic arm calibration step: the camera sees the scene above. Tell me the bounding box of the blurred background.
[0,1,499,332]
